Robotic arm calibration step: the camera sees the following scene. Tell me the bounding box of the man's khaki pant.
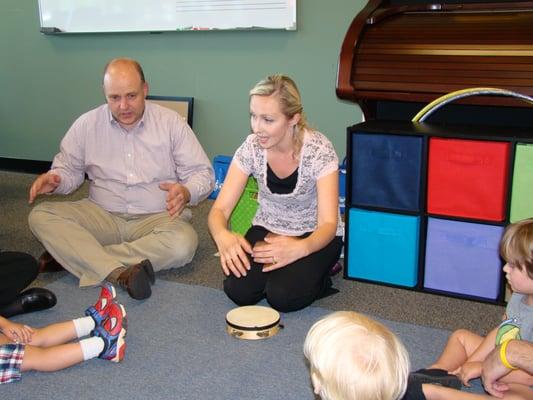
[29,199,198,287]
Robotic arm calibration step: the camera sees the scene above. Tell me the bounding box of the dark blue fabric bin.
[351,133,423,211]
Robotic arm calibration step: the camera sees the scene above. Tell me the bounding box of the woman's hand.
[214,230,253,278]
[453,361,482,386]
[1,320,34,344]
[253,234,308,272]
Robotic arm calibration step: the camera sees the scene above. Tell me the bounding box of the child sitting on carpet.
[303,310,429,400]
[303,311,533,400]
[0,283,127,384]
[410,217,533,400]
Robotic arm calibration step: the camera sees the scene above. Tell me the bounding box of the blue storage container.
[347,208,420,287]
[424,218,504,300]
[208,155,232,199]
[351,133,424,212]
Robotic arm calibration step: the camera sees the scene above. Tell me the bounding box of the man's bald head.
[103,58,145,84]
[102,58,148,129]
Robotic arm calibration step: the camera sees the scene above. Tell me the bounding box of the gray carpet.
[2,276,484,399]
[1,170,504,334]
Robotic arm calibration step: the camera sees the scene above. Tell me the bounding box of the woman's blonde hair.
[303,311,410,400]
[249,74,309,157]
[500,218,533,279]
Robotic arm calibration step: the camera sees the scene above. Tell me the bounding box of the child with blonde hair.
[0,283,126,384]
[303,308,533,400]
[303,311,419,400]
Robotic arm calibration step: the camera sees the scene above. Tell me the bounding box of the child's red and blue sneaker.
[85,283,117,326]
[92,301,127,362]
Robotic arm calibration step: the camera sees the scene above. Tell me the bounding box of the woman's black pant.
[0,251,39,308]
[223,226,343,313]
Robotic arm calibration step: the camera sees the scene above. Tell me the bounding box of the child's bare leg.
[423,384,491,399]
[21,333,109,372]
[424,383,533,400]
[21,342,84,372]
[29,321,79,347]
[430,329,484,371]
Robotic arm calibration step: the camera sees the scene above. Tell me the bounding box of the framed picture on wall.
[146,95,194,128]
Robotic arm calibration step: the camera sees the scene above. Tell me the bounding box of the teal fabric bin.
[346,208,420,287]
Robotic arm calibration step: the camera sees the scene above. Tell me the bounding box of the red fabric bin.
[427,137,510,221]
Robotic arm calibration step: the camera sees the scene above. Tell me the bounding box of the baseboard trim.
[0,158,52,174]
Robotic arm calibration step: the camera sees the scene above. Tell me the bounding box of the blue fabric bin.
[351,133,423,212]
[424,218,503,300]
[347,208,419,287]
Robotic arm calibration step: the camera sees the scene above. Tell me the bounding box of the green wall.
[1,0,364,162]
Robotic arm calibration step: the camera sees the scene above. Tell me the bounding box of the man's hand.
[482,344,512,397]
[159,182,190,217]
[29,173,61,204]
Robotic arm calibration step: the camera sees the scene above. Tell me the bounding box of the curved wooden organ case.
[337,0,533,119]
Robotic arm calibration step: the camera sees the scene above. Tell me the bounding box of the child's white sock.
[73,316,96,338]
[79,337,105,361]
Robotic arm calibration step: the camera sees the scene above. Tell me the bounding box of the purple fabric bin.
[424,218,504,300]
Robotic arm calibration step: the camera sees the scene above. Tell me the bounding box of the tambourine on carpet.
[3,275,485,399]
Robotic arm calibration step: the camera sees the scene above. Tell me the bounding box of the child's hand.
[453,361,482,386]
[1,320,34,344]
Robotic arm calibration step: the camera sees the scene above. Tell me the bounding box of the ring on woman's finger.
[272,257,277,264]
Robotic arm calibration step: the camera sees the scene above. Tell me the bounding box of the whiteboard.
[38,0,297,33]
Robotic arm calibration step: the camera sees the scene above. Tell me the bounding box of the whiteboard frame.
[38,0,297,33]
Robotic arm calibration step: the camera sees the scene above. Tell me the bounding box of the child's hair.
[303,311,409,400]
[500,218,533,279]
[249,74,308,157]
